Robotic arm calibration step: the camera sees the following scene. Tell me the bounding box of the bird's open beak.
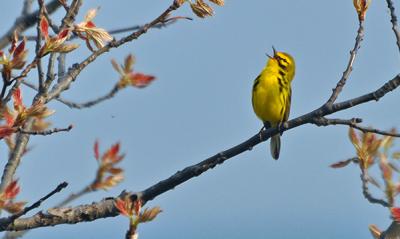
[266,46,277,59]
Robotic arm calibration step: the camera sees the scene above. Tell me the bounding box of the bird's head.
[266,47,296,80]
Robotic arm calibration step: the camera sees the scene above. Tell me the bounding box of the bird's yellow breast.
[252,70,286,125]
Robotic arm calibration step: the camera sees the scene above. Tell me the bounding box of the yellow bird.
[252,47,295,160]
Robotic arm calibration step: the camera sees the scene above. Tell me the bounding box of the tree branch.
[17,125,73,136]
[361,169,391,208]
[326,19,365,105]
[56,85,120,109]
[0,182,68,230]
[1,73,399,231]
[385,0,400,53]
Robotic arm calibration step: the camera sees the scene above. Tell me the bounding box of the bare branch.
[385,0,400,53]
[0,182,68,230]
[0,0,61,50]
[326,19,365,104]
[312,117,362,126]
[311,117,400,137]
[17,125,73,136]
[361,170,391,208]
[44,53,57,91]
[57,85,120,109]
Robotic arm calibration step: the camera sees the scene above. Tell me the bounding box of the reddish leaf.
[4,108,14,127]
[57,29,69,40]
[134,199,142,216]
[115,198,131,217]
[330,159,352,169]
[380,159,393,181]
[107,143,120,160]
[12,87,23,111]
[391,207,400,222]
[130,73,156,88]
[4,179,20,200]
[94,140,100,160]
[13,39,25,58]
[85,21,96,28]
[0,126,16,138]
[40,17,49,39]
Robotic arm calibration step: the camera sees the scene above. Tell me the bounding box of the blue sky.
[2,1,400,238]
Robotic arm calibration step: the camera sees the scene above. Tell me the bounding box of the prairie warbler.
[252,47,295,160]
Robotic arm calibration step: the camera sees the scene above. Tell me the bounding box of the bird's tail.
[270,134,281,160]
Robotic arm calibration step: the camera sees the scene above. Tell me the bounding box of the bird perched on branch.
[252,47,295,160]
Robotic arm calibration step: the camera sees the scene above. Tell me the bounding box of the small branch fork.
[0,182,68,230]
[57,86,119,109]
[326,19,365,105]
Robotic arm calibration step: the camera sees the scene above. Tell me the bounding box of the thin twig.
[351,124,400,137]
[36,0,45,93]
[312,117,362,126]
[21,79,120,109]
[360,169,391,207]
[57,85,120,109]
[326,19,365,105]
[17,125,73,136]
[44,53,57,91]
[0,182,68,230]
[386,0,400,53]
[311,117,400,137]
[57,53,66,83]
